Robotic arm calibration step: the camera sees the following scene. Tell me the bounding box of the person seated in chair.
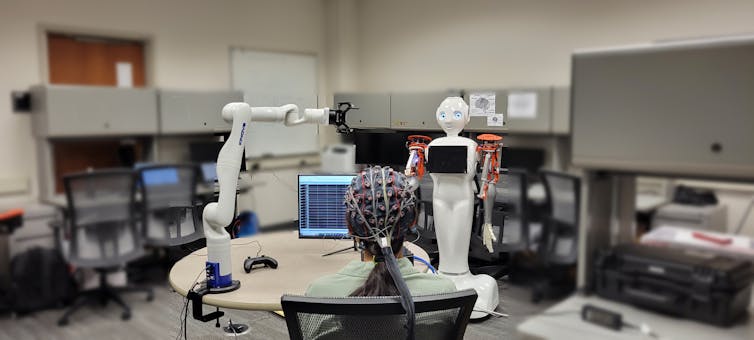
[303,166,457,340]
[306,165,456,298]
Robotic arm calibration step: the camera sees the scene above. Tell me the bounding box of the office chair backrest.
[138,164,202,247]
[64,169,143,268]
[495,169,529,252]
[540,170,581,265]
[281,289,477,340]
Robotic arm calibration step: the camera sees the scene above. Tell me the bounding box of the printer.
[594,244,753,326]
[652,203,727,232]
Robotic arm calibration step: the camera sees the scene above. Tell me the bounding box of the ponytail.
[349,236,404,297]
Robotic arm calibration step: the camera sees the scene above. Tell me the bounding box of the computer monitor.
[352,131,443,166]
[298,174,356,239]
[141,167,180,186]
[500,147,545,174]
[200,162,217,183]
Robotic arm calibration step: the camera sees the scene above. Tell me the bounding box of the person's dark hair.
[344,166,417,297]
[349,236,405,296]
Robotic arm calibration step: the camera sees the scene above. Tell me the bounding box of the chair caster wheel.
[58,318,69,327]
[121,312,131,321]
[146,292,154,302]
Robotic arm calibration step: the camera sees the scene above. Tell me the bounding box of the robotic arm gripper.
[203,102,330,290]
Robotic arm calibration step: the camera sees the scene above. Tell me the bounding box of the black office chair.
[469,169,529,278]
[133,165,205,280]
[530,170,580,303]
[281,289,477,340]
[138,165,203,247]
[58,169,153,326]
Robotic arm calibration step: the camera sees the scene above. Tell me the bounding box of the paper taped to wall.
[470,92,496,117]
[507,92,537,119]
[487,114,504,127]
[116,62,133,88]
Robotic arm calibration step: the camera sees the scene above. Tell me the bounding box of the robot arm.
[202,102,329,289]
[404,135,432,191]
[476,134,503,253]
[204,103,330,232]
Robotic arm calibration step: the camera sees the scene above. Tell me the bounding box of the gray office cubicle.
[572,38,754,180]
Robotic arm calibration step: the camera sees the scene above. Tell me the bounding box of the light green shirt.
[305,258,456,297]
[302,258,459,340]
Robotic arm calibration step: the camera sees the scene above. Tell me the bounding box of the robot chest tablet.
[427,145,469,173]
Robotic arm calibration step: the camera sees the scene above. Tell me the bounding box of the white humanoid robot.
[427,97,500,318]
[203,102,330,290]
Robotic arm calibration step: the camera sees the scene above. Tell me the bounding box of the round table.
[169,230,429,311]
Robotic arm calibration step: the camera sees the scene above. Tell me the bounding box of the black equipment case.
[594,244,753,326]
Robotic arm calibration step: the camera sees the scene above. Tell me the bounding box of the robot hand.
[482,223,497,253]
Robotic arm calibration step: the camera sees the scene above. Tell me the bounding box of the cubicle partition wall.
[30,85,242,202]
[571,37,754,289]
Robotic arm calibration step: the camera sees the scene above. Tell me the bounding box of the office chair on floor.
[530,170,580,303]
[135,165,204,280]
[469,169,530,279]
[281,289,477,340]
[138,165,204,247]
[58,170,153,326]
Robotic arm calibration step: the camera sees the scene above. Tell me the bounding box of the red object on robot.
[476,134,503,200]
[405,135,433,179]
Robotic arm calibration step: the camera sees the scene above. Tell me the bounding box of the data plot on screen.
[298,174,355,239]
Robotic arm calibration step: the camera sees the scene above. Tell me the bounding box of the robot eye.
[453,111,463,120]
[439,111,447,120]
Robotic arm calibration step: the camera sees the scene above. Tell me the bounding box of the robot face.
[436,97,469,136]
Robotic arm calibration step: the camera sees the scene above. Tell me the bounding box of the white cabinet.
[31,85,158,137]
[158,90,243,134]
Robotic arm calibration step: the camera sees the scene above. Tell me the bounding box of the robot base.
[206,280,241,294]
[440,272,499,319]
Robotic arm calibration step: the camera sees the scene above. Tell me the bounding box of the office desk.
[169,230,429,311]
[517,294,754,340]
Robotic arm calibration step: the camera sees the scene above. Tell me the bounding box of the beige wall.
[0,0,328,203]
[351,0,754,92]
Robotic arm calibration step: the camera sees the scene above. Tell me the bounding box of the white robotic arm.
[203,102,329,289]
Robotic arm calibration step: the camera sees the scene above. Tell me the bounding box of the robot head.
[436,97,470,136]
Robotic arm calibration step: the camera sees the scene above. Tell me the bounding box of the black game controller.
[243,255,278,273]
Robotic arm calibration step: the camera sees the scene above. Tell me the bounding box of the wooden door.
[46,33,148,193]
[47,33,146,86]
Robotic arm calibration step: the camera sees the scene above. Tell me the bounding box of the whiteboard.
[230,48,320,158]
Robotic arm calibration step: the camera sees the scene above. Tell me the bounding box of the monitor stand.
[322,239,358,257]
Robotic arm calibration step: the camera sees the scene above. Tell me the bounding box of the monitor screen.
[142,168,179,186]
[200,162,217,183]
[500,147,545,174]
[189,142,223,163]
[352,131,443,166]
[298,174,356,239]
